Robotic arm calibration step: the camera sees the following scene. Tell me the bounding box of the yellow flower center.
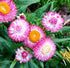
[29,30,40,43]
[41,45,51,55]
[0,2,10,14]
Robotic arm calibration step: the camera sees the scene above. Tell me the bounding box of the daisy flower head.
[8,19,30,42]
[33,38,56,61]
[42,11,64,32]
[23,25,46,49]
[0,0,17,22]
[15,46,32,63]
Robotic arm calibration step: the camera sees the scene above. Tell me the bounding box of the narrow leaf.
[59,26,70,32]
[10,59,17,68]
[55,51,64,59]
[14,0,40,13]
[34,3,50,13]
[52,37,70,43]
[29,59,38,68]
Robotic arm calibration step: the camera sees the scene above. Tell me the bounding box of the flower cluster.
[23,25,46,49]
[0,0,64,63]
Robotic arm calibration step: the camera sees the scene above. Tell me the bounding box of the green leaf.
[26,62,29,68]
[0,36,17,51]
[0,37,12,48]
[39,61,44,68]
[52,37,70,43]
[49,59,59,67]
[0,36,20,51]
[29,59,38,68]
[55,43,61,49]
[45,62,49,68]
[50,2,54,11]
[0,55,2,57]
[20,63,26,68]
[55,51,64,59]
[59,26,70,32]
[34,2,50,17]
[51,8,56,12]
[0,60,11,68]
[10,59,17,68]
[13,0,40,14]
[35,3,50,13]
[26,13,37,22]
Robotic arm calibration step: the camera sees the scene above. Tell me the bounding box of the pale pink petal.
[8,19,30,42]
[42,11,64,32]
[33,38,56,61]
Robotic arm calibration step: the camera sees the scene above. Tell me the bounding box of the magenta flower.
[0,0,17,22]
[23,25,46,49]
[15,46,32,63]
[8,19,30,42]
[42,11,64,32]
[33,38,56,61]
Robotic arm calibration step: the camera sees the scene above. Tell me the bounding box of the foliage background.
[0,0,70,68]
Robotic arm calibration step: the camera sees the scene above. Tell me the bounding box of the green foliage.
[0,0,70,68]
[10,60,17,68]
[0,60,11,68]
[40,0,70,11]
[48,59,59,67]
[52,37,70,43]
[13,0,40,14]
[54,0,70,10]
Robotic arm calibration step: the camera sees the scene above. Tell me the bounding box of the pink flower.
[33,38,56,61]
[23,25,46,49]
[0,0,17,22]
[8,19,30,42]
[15,46,32,63]
[42,11,64,32]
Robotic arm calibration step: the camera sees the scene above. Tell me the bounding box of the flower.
[23,25,46,49]
[42,11,64,32]
[17,13,26,20]
[8,19,30,42]
[33,38,56,61]
[0,0,17,22]
[15,46,32,63]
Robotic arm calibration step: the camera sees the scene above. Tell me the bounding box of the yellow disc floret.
[0,2,10,14]
[29,30,40,43]
[41,45,51,55]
